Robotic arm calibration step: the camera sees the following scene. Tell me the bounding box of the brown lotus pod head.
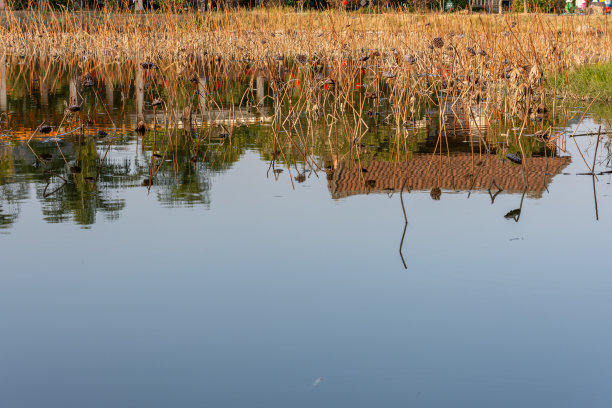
[432,37,445,49]
[430,187,442,200]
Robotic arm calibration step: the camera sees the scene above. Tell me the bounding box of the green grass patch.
[547,62,612,102]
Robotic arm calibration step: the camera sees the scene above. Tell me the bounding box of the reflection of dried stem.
[569,97,599,175]
[592,127,601,221]
[506,188,527,223]
[42,170,67,198]
[399,177,409,270]
[487,176,503,204]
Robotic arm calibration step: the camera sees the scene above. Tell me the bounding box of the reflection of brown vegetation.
[328,154,571,199]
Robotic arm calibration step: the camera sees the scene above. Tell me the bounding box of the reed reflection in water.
[6,59,612,232]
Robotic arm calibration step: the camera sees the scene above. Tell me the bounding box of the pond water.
[1,62,612,408]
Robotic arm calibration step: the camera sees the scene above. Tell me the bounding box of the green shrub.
[511,0,558,12]
[453,0,471,9]
[285,0,324,7]
[7,0,64,9]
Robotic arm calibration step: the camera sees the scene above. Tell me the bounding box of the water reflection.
[328,155,571,199]
[2,59,611,231]
[0,55,7,112]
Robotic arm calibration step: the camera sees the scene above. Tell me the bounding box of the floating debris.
[505,153,522,165]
